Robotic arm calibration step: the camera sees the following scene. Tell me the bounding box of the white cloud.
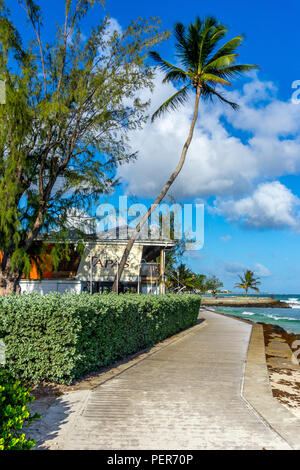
[254,263,271,277]
[222,261,247,276]
[221,260,271,278]
[213,181,300,229]
[96,17,123,60]
[117,71,300,229]
[105,17,122,37]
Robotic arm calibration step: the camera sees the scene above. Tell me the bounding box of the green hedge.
[0,369,40,450]
[0,293,200,385]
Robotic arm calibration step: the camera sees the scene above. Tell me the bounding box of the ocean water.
[212,294,300,334]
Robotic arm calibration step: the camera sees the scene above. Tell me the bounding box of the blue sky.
[11,0,300,293]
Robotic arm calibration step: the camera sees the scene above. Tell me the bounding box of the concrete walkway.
[30,310,299,450]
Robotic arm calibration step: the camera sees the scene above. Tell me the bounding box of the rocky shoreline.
[201,297,289,308]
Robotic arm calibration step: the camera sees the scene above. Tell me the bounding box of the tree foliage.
[0,0,168,292]
[204,275,223,297]
[165,254,223,295]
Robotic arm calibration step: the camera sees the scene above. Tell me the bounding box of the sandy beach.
[262,323,300,419]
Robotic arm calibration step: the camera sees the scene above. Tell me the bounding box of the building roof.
[38,225,176,248]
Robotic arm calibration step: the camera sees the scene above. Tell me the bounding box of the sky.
[10,0,300,293]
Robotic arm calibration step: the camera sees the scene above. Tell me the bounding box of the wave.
[287,299,300,308]
[240,311,299,322]
[215,305,300,333]
[267,316,299,322]
[287,297,300,308]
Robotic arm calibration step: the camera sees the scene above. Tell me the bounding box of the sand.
[262,323,300,419]
[269,369,300,419]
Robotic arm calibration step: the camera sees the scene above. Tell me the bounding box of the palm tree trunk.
[112,86,201,292]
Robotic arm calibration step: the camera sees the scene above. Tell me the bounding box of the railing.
[140,262,159,277]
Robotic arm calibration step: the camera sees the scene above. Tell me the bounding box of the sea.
[209,294,300,334]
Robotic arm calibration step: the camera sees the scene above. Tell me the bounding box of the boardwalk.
[32,309,299,450]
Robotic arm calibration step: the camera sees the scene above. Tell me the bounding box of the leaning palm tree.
[234,270,261,296]
[112,16,258,292]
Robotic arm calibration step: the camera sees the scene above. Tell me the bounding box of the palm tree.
[167,263,195,292]
[234,270,261,296]
[112,16,258,292]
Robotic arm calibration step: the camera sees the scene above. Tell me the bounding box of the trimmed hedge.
[0,293,201,385]
[0,369,40,450]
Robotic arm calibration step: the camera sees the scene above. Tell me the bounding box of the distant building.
[20,226,175,295]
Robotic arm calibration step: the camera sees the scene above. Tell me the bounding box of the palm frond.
[174,22,187,50]
[175,16,217,69]
[209,24,228,44]
[201,83,239,110]
[189,16,210,64]
[151,85,190,121]
[206,35,244,65]
[209,64,260,81]
[234,283,246,289]
[162,69,189,84]
[149,51,190,85]
[149,51,190,86]
[175,21,199,69]
[204,54,238,71]
[201,73,231,86]
[148,51,182,74]
[196,17,227,68]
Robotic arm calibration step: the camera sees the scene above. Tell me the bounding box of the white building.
[20,226,175,295]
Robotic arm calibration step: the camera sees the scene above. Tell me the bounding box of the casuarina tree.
[0,0,168,294]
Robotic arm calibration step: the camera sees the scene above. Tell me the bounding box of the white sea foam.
[241,311,256,316]
[287,298,300,308]
[264,313,297,321]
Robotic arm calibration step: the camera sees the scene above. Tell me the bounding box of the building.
[20,226,175,295]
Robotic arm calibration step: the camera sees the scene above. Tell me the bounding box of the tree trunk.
[112,86,201,293]
[0,268,21,295]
